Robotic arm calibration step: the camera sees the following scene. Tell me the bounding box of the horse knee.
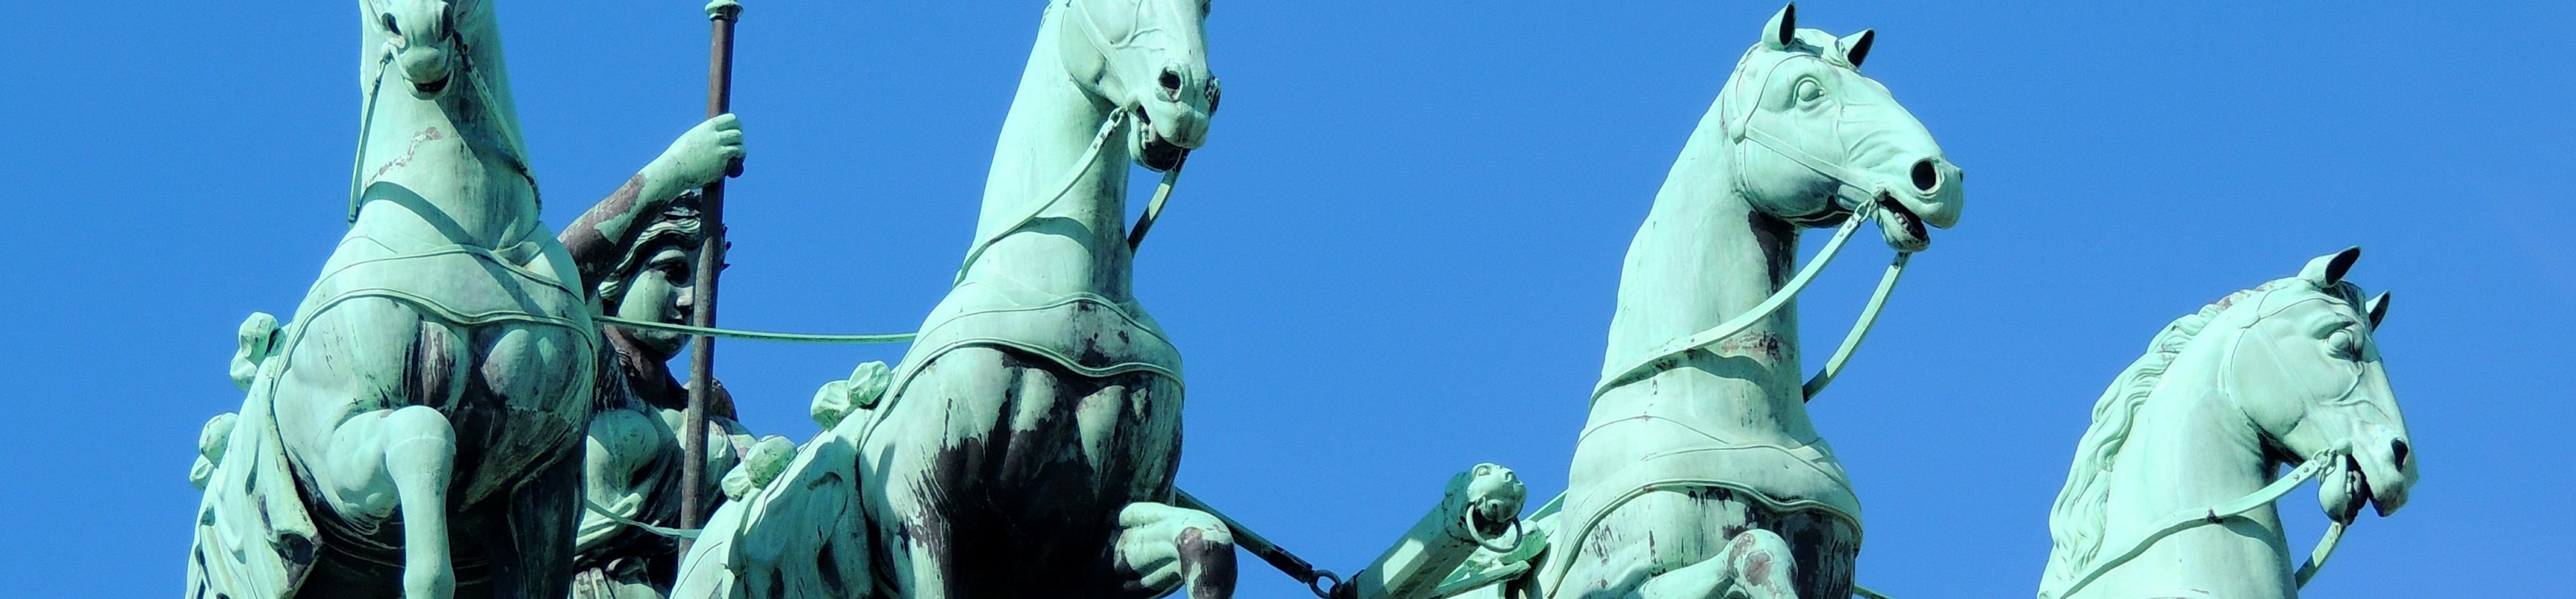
[1629,530,1797,599]
[1722,529,1796,599]
[380,406,456,476]
[1115,502,1235,599]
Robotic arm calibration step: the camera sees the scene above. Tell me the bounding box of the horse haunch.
[863,345,1187,598]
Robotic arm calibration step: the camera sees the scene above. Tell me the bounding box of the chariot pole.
[678,0,742,553]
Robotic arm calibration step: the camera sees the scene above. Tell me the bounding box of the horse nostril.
[2390,438,2410,469]
[1910,159,1940,193]
[1205,77,1222,113]
[1158,69,1183,102]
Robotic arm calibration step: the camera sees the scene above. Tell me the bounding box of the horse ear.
[2366,292,2390,330]
[2299,246,2362,285]
[1762,4,1797,50]
[1839,29,1875,67]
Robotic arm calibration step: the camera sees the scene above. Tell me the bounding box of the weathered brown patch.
[1176,527,1237,599]
[371,126,445,181]
[1742,552,1773,586]
[1718,332,1789,362]
[1747,211,1797,288]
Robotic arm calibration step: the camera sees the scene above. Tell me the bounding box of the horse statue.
[1388,6,1963,599]
[189,2,602,597]
[664,0,1231,598]
[2037,248,2415,599]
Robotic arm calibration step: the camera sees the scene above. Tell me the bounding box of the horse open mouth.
[1133,111,1188,172]
[413,75,450,97]
[1875,192,1931,251]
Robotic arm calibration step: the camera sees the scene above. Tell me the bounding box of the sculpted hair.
[2038,280,2289,598]
[596,196,706,312]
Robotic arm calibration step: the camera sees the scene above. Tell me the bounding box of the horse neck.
[353,83,540,251]
[1598,116,1811,424]
[958,8,1135,300]
[2103,337,2294,568]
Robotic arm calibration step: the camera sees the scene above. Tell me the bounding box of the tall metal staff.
[678,0,742,553]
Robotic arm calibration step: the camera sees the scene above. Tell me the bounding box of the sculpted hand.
[650,113,746,191]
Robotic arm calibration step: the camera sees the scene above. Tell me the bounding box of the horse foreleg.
[1629,529,1797,599]
[1106,501,1237,599]
[375,406,460,599]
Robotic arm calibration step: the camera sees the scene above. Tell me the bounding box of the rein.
[2047,451,2356,599]
[952,106,1132,285]
[1591,204,1915,403]
[347,26,538,225]
[1593,52,1929,404]
[633,99,1190,343]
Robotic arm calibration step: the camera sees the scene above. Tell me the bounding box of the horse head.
[1721,4,1962,251]
[358,0,522,141]
[351,0,531,224]
[363,0,484,99]
[1057,0,1219,171]
[2226,248,2415,519]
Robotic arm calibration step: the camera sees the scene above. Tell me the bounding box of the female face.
[614,244,697,357]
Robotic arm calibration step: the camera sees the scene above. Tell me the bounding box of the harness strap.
[596,315,914,345]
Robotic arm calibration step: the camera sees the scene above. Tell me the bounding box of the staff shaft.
[678,1,741,554]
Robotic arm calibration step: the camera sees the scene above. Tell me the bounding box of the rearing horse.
[189,2,593,598]
[663,1,1230,598]
[1546,5,1963,599]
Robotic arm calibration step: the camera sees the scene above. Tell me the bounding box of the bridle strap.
[951,107,1131,285]
[1127,154,1188,251]
[2050,452,2355,599]
[347,21,537,225]
[1740,124,1879,211]
[1801,251,1908,399]
[349,52,397,223]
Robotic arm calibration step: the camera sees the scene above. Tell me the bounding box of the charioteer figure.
[559,115,758,599]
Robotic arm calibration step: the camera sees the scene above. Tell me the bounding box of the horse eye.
[1795,79,1825,102]
[2326,331,2364,361]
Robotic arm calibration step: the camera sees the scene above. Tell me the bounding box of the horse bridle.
[347,3,537,225]
[1590,47,1924,404]
[2047,449,2360,599]
[1728,51,1884,225]
[952,0,1202,284]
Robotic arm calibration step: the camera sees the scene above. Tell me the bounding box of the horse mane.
[2037,279,2291,598]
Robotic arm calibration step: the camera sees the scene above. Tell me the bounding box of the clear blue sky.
[4,1,2569,596]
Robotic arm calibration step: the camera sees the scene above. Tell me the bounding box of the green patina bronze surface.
[2038,248,2414,599]
[663,1,1233,598]
[1399,6,1967,599]
[177,4,2431,599]
[186,3,747,599]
